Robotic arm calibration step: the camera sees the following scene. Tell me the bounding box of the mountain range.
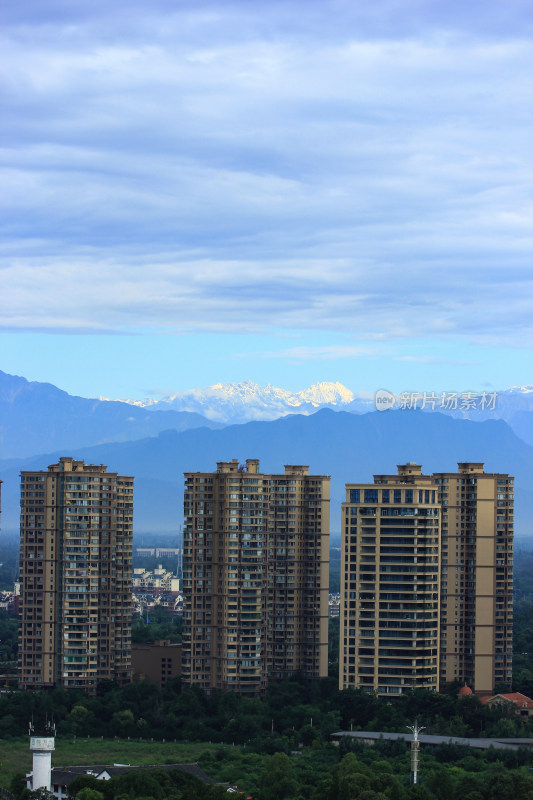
[116,379,364,421]
[0,369,532,543]
[0,370,221,459]
[117,378,533,436]
[1,405,532,542]
[1,370,533,460]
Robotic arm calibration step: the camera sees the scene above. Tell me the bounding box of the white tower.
[29,720,55,792]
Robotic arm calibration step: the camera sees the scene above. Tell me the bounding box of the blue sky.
[2,0,532,400]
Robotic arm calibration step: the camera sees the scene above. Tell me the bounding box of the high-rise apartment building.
[435,463,513,693]
[19,458,133,692]
[340,464,440,696]
[182,459,330,695]
[340,463,513,696]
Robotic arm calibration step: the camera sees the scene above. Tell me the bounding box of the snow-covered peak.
[297,381,355,406]
[500,385,533,395]
[116,380,355,423]
[104,378,533,428]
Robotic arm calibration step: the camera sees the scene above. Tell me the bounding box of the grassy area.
[0,738,224,791]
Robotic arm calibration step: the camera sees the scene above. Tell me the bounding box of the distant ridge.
[2,368,533,462]
[112,379,533,442]
[1,408,532,538]
[0,370,221,459]
[4,368,533,447]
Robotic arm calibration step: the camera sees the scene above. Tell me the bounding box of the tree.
[110,708,135,736]
[67,775,102,800]
[10,772,28,800]
[337,753,373,799]
[76,790,104,800]
[405,788,434,800]
[483,770,516,800]
[427,768,455,800]
[259,753,298,800]
[333,687,379,729]
[493,682,511,694]
[0,611,19,661]
[340,773,372,798]
[514,668,533,697]
[66,704,93,736]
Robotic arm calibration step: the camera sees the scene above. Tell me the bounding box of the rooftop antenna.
[406,720,425,785]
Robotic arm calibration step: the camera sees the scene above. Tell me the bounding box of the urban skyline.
[14,453,514,697]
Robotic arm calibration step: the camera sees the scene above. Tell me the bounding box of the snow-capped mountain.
[2,369,533,461]
[115,380,533,442]
[120,380,364,423]
[298,381,355,406]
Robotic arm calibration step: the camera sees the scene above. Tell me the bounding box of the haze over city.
[2,0,532,399]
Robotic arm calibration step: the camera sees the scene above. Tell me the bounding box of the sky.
[2,0,533,400]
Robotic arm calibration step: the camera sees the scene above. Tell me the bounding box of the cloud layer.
[2,1,533,344]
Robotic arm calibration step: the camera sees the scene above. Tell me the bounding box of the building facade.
[340,464,440,696]
[19,457,133,692]
[132,640,182,687]
[340,463,513,696]
[182,459,330,695]
[435,463,513,692]
[133,566,180,592]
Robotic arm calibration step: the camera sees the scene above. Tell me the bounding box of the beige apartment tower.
[435,463,513,693]
[19,458,133,693]
[340,464,440,696]
[182,459,330,695]
[340,463,513,697]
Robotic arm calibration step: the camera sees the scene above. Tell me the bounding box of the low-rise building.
[328,593,340,617]
[133,566,180,592]
[480,692,533,719]
[132,639,182,687]
[31,763,215,799]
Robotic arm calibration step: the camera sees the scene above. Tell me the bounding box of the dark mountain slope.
[0,370,220,458]
[1,408,531,537]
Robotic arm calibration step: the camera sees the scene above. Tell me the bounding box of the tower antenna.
[406,720,425,785]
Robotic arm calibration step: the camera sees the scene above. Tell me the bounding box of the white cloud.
[2,1,533,346]
[234,344,382,361]
[396,356,476,366]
